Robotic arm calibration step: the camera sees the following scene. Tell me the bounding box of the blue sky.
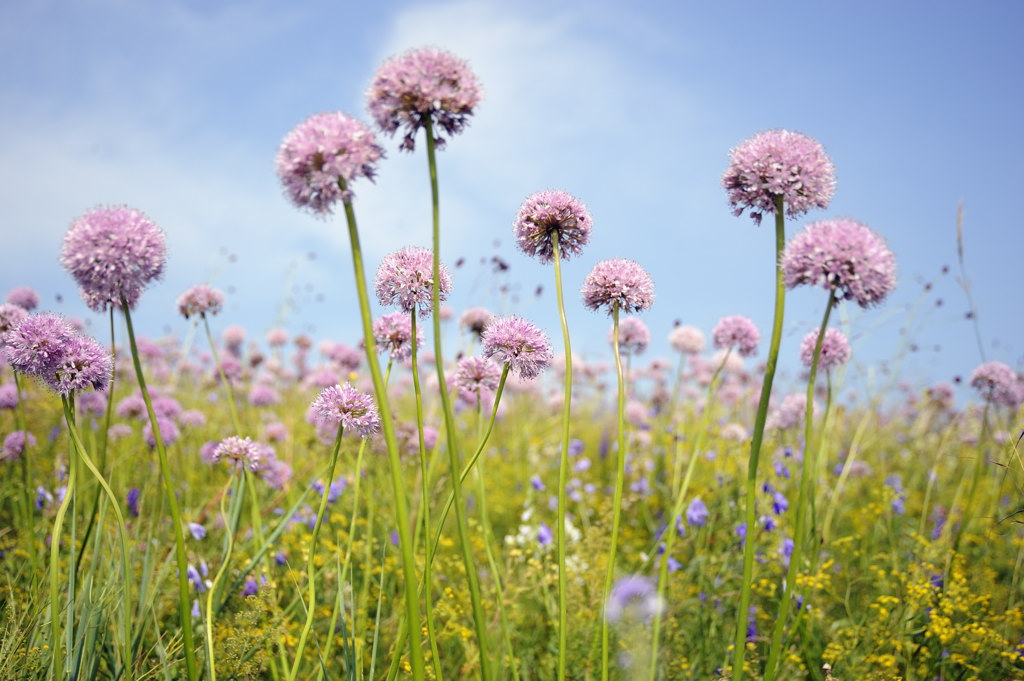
[1,0,1022,403]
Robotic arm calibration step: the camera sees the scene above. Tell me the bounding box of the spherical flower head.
[367,47,481,151]
[51,334,112,396]
[723,129,835,225]
[61,206,166,312]
[0,384,18,410]
[481,315,553,380]
[781,218,897,308]
[2,430,37,461]
[458,307,493,337]
[669,325,706,355]
[211,435,264,472]
[582,259,655,314]
[969,361,1023,408]
[374,246,452,315]
[800,327,851,371]
[605,575,664,624]
[611,316,650,355]
[3,313,77,379]
[514,190,592,263]
[177,284,224,319]
[265,327,289,347]
[6,286,39,311]
[0,304,29,339]
[276,112,384,214]
[372,311,423,362]
[453,355,502,403]
[712,315,759,357]
[311,383,381,438]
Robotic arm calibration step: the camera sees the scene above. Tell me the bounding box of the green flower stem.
[338,183,424,681]
[204,474,240,681]
[733,196,787,679]
[62,394,134,681]
[288,421,345,681]
[12,372,39,580]
[649,352,730,680]
[202,314,243,433]
[600,303,627,681]
[120,293,199,681]
[49,420,78,680]
[424,113,490,681]
[410,311,444,681]
[550,238,573,681]
[764,288,835,681]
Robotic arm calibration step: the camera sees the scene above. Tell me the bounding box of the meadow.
[1,47,1023,681]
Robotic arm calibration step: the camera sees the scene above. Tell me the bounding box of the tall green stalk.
[733,195,786,679]
[550,238,573,681]
[120,293,199,681]
[763,288,835,681]
[288,422,346,681]
[600,303,627,681]
[338,181,424,681]
[423,114,490,681]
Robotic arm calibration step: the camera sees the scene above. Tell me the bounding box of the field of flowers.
[1,47,1023,681]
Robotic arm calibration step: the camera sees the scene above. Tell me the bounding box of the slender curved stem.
[733,195,787,679]
[338,182,424,681]
[49,424,78,679]
[764,288,835,681]
[288,422,346,681]
[205,475,239,681]
[424,113,490,680]
[121,294,199,681]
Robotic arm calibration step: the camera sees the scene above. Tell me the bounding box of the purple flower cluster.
[374,246,452,315]
[61,206,166,312]
[723,129,835,225]
[211,436,265,472]
[276,112,384,213]
[177,284,224,319]
[969,361,1023,408]
[668,325,705,355]
[482,315,553,380]
[800,327,851,371]
[3,313,111,395]
[0,303,29,337]
[581,259,655,314]
[453,355,502,404]
[367,47,481,151]
[605,575,664,624]
[781,218,897,308]
[310,383,381,438]
[712,315,760,357]
[611,316,650,355]
[2,430,37,461]
[5,286,39,311]
[513,190,592,263]
[458,307,493,337]
[372,311,423,362]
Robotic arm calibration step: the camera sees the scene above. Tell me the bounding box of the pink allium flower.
[323,342,362,371]
[372,311,423,363]
[51,334,113,396]
[374,246,452,315]
[152,396,182,420]
[3,313,77,379]
[0,304,29,339]
[61,206,166,312]
[458,307,493,337]
[712,315,760,357]
[781,218,897,308]
[116,394,146,420]
[6,286,39,311]
[611,316,650,355]
[482,315,553,380]
[311,383,381,438]
[969,361,1023,408]
[211,435,264,472]
[367,47,481,151]
[222,325,246,352]
[800,327,851,371]
[453,355,502,404]
[304,367,340,390]
[265,327,289,347]
[723,129,835,225]
[2,430,36,461]
[265,422,289,443]
[767,393,814,430]
[177,284,224,319]
[276,112,384,213]
[0,384,18,410]
[513,190,592,263]
[143,416,179,448]
[669,325,706,355]
[179,409,207,428]
[581,259,655,314]
[248,384,281,407]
